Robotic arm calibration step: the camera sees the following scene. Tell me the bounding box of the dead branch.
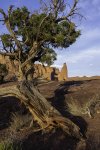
[55,0,79,23]
[0,51,17,57]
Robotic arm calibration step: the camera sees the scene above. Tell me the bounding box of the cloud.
[81,28,100,40]
[89,63,93,66]
[78,0,100,21]
[52,64,62,69]
[54,47,100,65]
[73,28,100,50]
[53,45,100,76]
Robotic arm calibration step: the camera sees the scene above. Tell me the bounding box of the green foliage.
[0,64,8,83]
[0,1,81,66]
[0,141,14,150]
[1,34,12,48]
[39,48,57,66]
[0,140,22,150]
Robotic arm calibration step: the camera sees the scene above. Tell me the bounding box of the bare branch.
[0,8,23,53]
[0,19,4,22]
[23,42,49,68]
[55,0,79,23]
[21,48,37,69]
[67,0,78,17]
[2,42,9,53]
[51,0,65,18]
[8,5,14,14]
[5,21,22,51]
[0,51,17,57]
[0,8,7,20]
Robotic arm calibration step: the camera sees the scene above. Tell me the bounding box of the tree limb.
[36,15,48,42]
[0,8,7,20]
[55,0,79,23]
[21,49,37,69]
[67,0,78,18]
[21,44,48,69]
[0,7,23,52]
[0,51,17,57]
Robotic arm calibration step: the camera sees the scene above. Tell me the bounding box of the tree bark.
[0,80,82,139]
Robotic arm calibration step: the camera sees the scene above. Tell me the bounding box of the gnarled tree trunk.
[0,80,82,139]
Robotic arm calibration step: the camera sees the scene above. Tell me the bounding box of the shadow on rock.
[0,96,26,130]
[22,128,79,150]
[48,81,88,138]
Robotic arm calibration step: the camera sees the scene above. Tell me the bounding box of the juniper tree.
[0,0,82,138]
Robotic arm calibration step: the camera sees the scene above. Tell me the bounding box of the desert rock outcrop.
[0,54,68,81]
[58,63,68,81]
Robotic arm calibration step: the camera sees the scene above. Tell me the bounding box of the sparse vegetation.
[0,140,22,150]
[9,112,32,133]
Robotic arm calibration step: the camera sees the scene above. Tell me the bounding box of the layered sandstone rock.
[34,64,59,80]
[0,54,68,81]
[58,63,68,81]
[34,63,68,81]
[0,55,18,74]
[0,54,18,81]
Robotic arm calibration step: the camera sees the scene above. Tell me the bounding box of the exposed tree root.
[0,81,82,139]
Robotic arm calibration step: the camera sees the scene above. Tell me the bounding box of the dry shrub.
[10,112,33,133]
[66,97,84,116]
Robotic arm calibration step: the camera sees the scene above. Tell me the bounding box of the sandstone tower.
[58,63,68,81]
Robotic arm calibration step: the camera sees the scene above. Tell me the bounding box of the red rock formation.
[0,54,68,81]
[58,63,68,81]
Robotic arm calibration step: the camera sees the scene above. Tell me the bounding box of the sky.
[0,0,100,77]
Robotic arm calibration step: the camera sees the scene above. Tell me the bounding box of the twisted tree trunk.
[0,80,82,139]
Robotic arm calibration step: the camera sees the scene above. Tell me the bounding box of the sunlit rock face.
[0,55,18,73]
[58,63,68,81]
[0,54,68,81]
[29,63,68,81]
[0,54,19,80]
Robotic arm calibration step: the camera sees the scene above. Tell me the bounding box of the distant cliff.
[0,54,68,81]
